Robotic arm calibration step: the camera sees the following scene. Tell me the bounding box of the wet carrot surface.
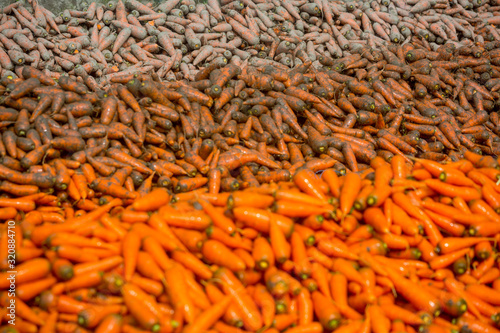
[0,155,499,332]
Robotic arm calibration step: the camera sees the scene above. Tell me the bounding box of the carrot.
[184,295,232,333]
[383,264,440,315]
[213,268,263,331]
[424,179,481,201]
[363,207,390,234]
[310,291,340,330]
[474,241,492,261]
[0,258,50,288]
[198,198,236,234]
[296,288,313,325]
[367,305,391,333]
[435,237,488,255]
[249,284,274,328]
[122,283,161,332]
[164,262,196,324]
[131,187,170,212]
[171,250,212,280]
[429,248,470,270]
[381,303,424,326]
[252,237,275,271]
[293,167,328,202]
[340,172,362,217]
[95,314,123,333]
[282,322,323,333]
[201,239,246,271]
[78,304,123,329]
[122,231,141,282]
[18,275,57,301]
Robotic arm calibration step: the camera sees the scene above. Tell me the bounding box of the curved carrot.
[252,284,275,327]
[136,251,164,281]
[330,272,363,320]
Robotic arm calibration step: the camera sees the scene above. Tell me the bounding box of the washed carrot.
[184,295,232,333]
[253,237,275,271]
[293,168,328,201]
[213,268,263,331]
[131,187,170,211]
[122,231,141,282]
[383,264,440,315]
[201,239,246,271]
[122,283,161,332]
[340,172,362,217]
[95,314,123,333]
[270,215,291,264]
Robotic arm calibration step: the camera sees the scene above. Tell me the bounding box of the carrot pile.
[2,0,500,332]
[1,154,500,332]
[1,38,500,195]
[1,0,500,84]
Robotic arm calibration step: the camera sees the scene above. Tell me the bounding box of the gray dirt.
[0,0,162,14]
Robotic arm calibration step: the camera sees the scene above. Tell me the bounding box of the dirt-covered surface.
[0,0,161,13]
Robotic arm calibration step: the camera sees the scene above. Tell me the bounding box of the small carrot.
[270,215,291,264]
[201,239,246,272]
[253,237,275,271]
[293,167,328,201]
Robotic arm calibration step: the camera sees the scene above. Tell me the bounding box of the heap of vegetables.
[1,0,500,332]
[1,154,500,332]
[1,0,499,84]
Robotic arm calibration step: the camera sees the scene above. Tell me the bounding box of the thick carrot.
[383,264,440,315]
[122,283,161,331]
[122,231,141,282]
[213,268,263,331]
[201,239,246,271]
[340,172,362,217]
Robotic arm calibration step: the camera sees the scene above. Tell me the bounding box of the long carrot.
[184,295,232,333]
